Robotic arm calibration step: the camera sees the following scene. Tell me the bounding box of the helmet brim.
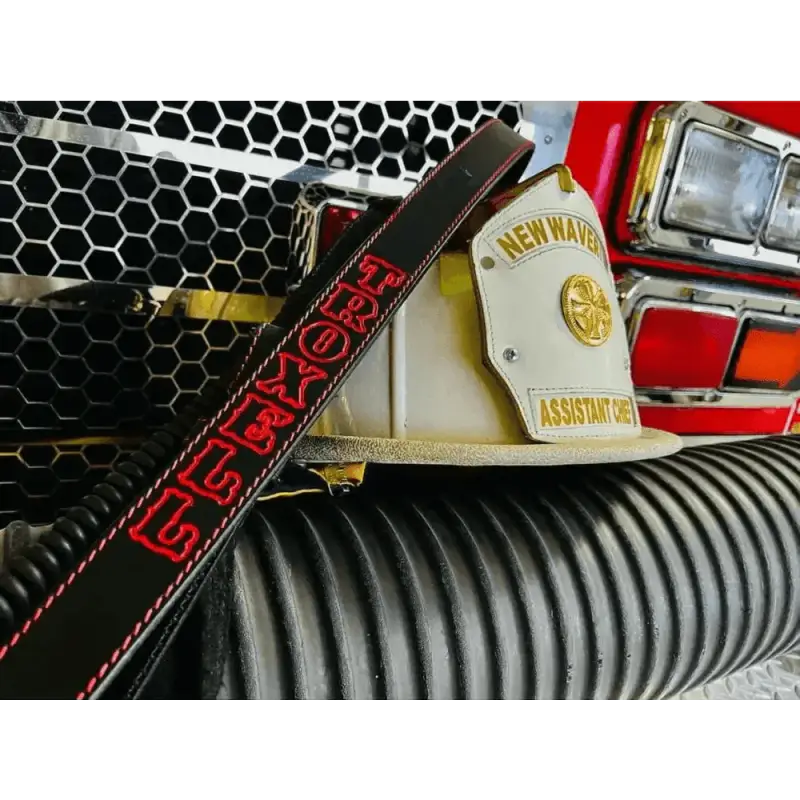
[294,427,682,467]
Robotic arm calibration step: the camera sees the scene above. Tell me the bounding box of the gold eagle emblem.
[560,274,612,347]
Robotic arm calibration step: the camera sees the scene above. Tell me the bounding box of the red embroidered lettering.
[177,438,242,506]
[320,282,379,334]
[356,255,406,296]
[129,488,200,563]
[219,393,295,456]
[298,320,351,364]
[255,352,327,410]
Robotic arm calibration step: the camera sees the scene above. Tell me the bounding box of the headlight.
[764,157,800,253]
[626,101,800,276]
[662,123,779,242]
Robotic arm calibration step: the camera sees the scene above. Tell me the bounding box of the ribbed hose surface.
[232,436,800,699]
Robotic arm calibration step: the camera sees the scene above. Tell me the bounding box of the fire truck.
[0,101,798,699]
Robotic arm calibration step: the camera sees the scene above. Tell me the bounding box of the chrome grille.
[0,133,297,295]
[0,100,524,526]
[0,306,253,434]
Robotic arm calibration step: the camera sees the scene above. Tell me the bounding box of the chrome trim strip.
[627,101,800,275]
[739,306,800,328]
[0,111,416,198]
[0,273,281,322]
[617,269,800,321]
[680,434,772,447]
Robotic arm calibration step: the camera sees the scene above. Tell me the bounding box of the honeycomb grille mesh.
[0,100,524,525]
[0,306,254,434]
[0,134,297,296]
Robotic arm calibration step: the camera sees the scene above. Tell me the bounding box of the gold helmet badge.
[561,274,612,347]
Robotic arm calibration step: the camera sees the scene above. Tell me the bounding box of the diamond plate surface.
[679,653,800,700]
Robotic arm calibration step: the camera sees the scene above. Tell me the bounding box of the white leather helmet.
[294,165,681,466]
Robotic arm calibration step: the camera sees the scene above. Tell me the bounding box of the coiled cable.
[227,437,800,699]
[0,378,235,642]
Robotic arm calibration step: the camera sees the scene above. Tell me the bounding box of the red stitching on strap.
[0,121,529,699]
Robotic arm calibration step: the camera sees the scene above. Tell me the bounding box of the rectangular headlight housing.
[764,157,800,253]
[662,123,779,242]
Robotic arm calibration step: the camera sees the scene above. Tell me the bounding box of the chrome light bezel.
[617,269,800,418]
[627,101,800,275]
[288,184,370,287]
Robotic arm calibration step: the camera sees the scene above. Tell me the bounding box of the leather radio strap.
[0,120,532,699]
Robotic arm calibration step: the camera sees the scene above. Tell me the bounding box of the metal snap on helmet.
[294,165,682,467]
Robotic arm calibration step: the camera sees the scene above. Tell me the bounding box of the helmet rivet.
[480,256,495,270]
[503,347,520,362]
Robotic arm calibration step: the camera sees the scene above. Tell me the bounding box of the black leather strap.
[109,466,338,699]
[0,120,532,699]
[117,212,400,699]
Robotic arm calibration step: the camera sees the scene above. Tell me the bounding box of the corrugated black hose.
[223,436,800,699]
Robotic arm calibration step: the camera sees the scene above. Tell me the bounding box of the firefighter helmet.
[294,166,682,466]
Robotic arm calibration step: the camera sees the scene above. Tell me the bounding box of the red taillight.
[631,306,739,389]
[318,205,363,261]
[727,318,800,392]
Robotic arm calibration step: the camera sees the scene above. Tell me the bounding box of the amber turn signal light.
[728,318,800,392]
